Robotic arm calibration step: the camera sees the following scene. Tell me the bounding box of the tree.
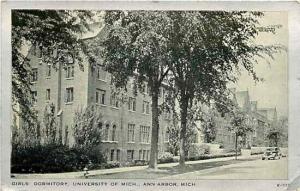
[228,109,253,159]
[199,106,218,143]
[167,125,180,156]
[164,11,283,166]
[43,103,58,145]
[99,11,173,169]
[12,10,96,125]
[267,131,281,147]
[73,105,103,151]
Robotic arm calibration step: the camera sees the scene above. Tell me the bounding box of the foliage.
[11,143,93,173]
[188,152,241,161]
[228,109,253,137]
[188,144,210,158]
[98,11,175,169]
[162,11,282,165]
[105,161,122,169]
[158,152,174,164]
[43,103,58,144]
[199,106,219,143]
[167,125,180,156]
[73,105,103,151]
[12,10,96,125]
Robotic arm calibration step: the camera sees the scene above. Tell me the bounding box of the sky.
[234,12,288,117]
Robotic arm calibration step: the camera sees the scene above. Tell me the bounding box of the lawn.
[88,158,257,179]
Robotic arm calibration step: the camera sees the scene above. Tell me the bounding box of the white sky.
[234,12,288,117]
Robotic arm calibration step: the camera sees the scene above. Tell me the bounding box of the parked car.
[262,147,282,160]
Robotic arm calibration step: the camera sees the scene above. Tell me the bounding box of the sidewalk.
[13,155,261,179]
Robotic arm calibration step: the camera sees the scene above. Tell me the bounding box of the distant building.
[213,89,276,149]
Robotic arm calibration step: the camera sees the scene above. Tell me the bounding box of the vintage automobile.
[262,147,282,160]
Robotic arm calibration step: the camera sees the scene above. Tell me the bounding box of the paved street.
[162,157,288,180]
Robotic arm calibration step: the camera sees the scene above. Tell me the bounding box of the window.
[127,124,135,142]
[65,87,74,103]
[146,150,149,160]
[96,89,106,104]
[139,150,142,160]
[142,150,146,160]
[31,68,38,82]
[142,84,148,94]
[110,150,115,161]
[46,65,51,77]
[98,122,103,130]
[128,97,136,111]
[65,64,74,78]
[46,89,51,100]
[110,93,119,108]
[165,129,170,142]
[104,124,109,141]
[111,125,117,141]
[140,126,150,143]
[37,45,43,58]
[116,149,121,161]
[31,91,37,105]
[127,150,134,161]
[97,66,107,81]
[142,101,150,114]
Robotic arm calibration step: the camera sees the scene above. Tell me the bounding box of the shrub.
[11,143,105,173]
[188,152,241,161]
[188,144,210,158]
[102,161,121,169]
[158,152,174,164]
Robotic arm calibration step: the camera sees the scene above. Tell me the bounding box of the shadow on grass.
[89,158,257,179]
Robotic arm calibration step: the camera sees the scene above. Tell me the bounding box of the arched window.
[112,125,117,141]
[104,124,109,141]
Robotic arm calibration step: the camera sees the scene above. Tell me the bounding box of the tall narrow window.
[110,94,119,108]
[165,129,170,142]
[127,124,135,142]
[96,89,106,105]
[46,65,51,77]
[128,97,136,111]
[127,150,134,161]
[140,126,150,143]
[112,125,117,141]
[65,64,74,78]
[139,150,142,160]
[110,149,114,161]
[97,66,107,81]
[143,101,150,114]
[142,150,146,160]
[31,68,38,82]
[116,149,120,161]
[37,45,43,58]
[46,89,51,100]
[65,87,74,103]
[104,124,109,141]
[31,91,37,105]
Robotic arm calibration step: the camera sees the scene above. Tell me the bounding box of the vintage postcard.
[1,1,300,191]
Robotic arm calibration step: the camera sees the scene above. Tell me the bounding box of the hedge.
[11,143,106,173]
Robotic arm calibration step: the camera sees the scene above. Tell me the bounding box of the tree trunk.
[235,133,238,160]
[149,90,159,169]
[179,97,189,167]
